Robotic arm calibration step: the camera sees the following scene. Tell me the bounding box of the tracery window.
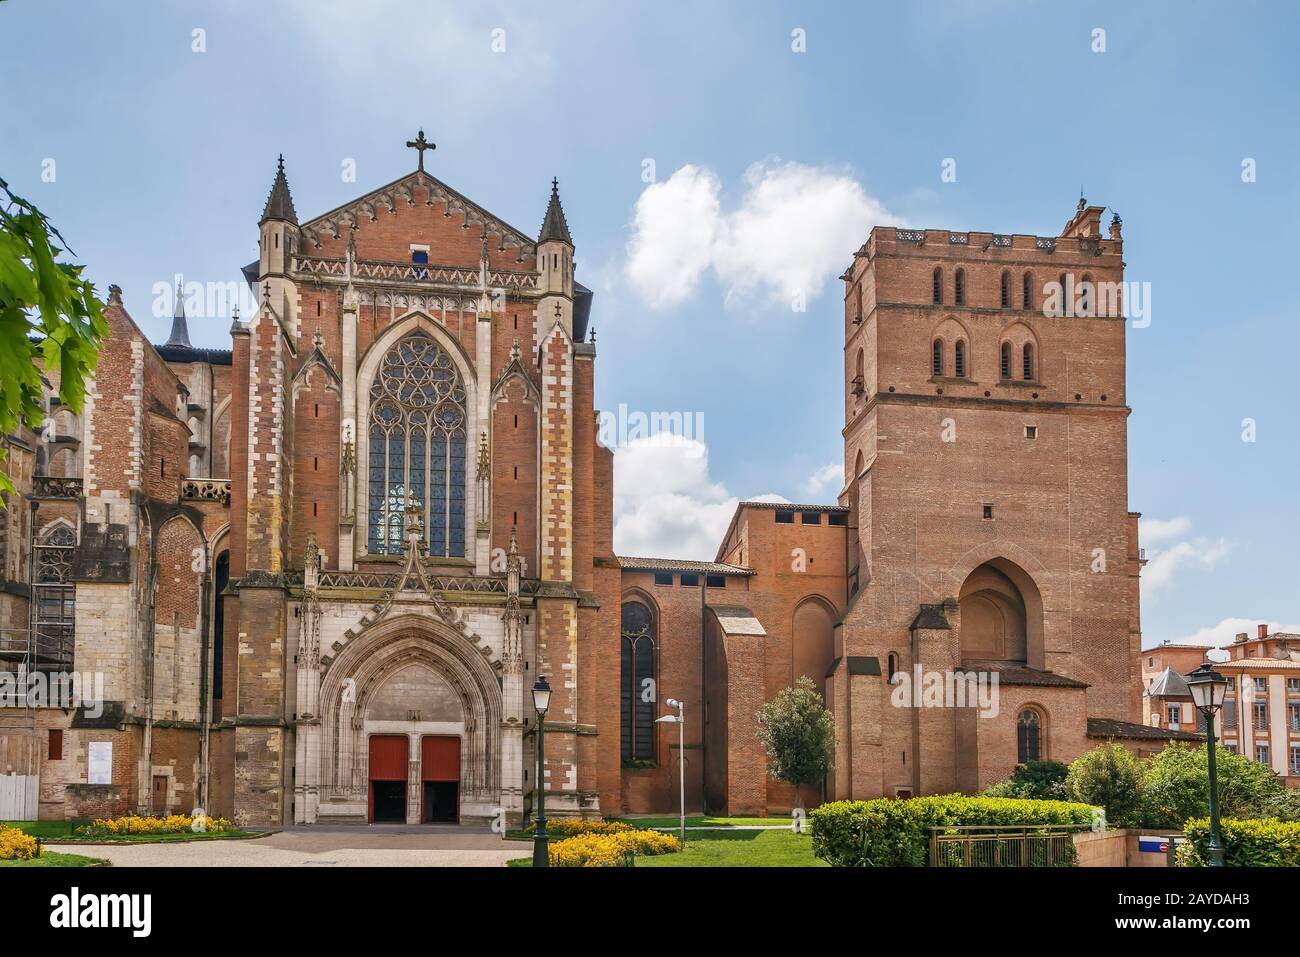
[1017,708,1042,763]
[366,332,467,558]
[33,525,76,672]
[620,601,657,762]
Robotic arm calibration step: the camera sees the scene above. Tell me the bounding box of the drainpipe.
[140,527,158,814]
[196,551,212,811]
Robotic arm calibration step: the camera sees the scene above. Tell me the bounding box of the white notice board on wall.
[87,741,112,785]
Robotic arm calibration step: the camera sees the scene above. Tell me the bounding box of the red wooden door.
[420,736,461,823]
[368,735,410,822]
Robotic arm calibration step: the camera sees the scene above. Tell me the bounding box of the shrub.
[1262,787,1300,823]
[548,828,681,867]
[809,795,1097,867]
[985,760,1071,801]
[1177,817,1300,867]
[525,819,632,837]
[1066,744,1145,826]
[74,814,234,838]
[0,826,39,861]
[1140,742,1284,827]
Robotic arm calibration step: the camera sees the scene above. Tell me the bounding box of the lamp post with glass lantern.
[1185,662,1229,867]
[655,698,686,845]
[531,676,552,868]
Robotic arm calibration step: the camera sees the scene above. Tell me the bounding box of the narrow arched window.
[367,331,468,558]
[954,340,966,378]
[955,269,965,305]
[887,653,897,682]
[1023,342,1035,381]
[932,267,943,304]
[1023,272,1033,310]
[1017,709,1042,763]
[1079,273,1093,316]
[621,601,657,762]
[34,525,76,673]
[932,339,944,377]
[1000,271,1011,308]
[1000,342,1012,379]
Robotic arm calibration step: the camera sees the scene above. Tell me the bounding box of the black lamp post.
[1185,662,1229,867]
[531,675,552,868]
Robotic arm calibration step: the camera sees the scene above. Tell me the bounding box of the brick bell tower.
[832,200,1144,800]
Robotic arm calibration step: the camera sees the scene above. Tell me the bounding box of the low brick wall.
[1074,828,1181,867]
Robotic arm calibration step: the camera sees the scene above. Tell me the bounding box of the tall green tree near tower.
[757,676,836,809]
[0,176,107,496]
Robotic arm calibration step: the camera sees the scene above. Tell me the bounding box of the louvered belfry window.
[367,332,467,557]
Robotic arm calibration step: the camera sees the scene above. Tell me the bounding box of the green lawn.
[638,830,826,867]
[508,829,826,868]
[2,820,258,843]
[0,851,110,868]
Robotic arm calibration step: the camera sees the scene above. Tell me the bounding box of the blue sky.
[3,1,1297,646]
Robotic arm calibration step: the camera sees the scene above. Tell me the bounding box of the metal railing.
[928,825,1087,867]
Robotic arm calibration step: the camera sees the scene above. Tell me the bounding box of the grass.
[0,851,110,868]
[638,829,826,867]
[507,829,826,868]
[2,820,258,844]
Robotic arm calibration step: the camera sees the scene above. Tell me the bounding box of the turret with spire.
[258,154,299,282]
[537,177,574,336]
[165,275,192,348]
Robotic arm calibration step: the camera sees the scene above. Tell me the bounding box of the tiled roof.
[961,665,1089,689]
[617,556,755,576]
[156,344,233,366]
[1088,717,1204,742]
[738,500,848,512]
[1216,658,1300,670]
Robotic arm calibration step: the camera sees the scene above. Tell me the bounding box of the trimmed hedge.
[1178,817,1300,867]
[809,795,1098,867]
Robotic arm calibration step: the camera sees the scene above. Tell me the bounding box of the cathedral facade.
[0,143,1162,826]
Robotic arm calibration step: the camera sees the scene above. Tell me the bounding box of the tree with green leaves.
[757,675,835,808]
[1066,743,1146,827]
[984,759,1071,801]
[0,176,107,496]
[1140,740,1283,827]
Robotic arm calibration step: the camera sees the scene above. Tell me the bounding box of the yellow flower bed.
[75,813,234,838]
[0,826,39,861]
[548,828,681,867]
[527,818,633,837]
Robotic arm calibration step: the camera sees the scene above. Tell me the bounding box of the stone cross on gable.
[406,129,435,172]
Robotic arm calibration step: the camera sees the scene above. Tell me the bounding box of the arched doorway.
[957,559,1042,666]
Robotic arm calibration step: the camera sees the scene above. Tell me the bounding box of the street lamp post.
[531,675,552,868]
[1185,662,1229,867]
[656,698,686,845]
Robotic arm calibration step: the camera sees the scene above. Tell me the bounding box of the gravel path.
[55,827,529,867]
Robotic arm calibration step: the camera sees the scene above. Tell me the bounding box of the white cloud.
[1142,537,1231,593]
[1164,618,1300,648]
[746,492,790,504]
[804,463,842,498]
[612,435,781,559]
[625,160,900,308]
[1139,515,1192,543]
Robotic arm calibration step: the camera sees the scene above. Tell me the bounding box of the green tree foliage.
[984,759,1071,801]
[1065,743,1145,827]
[1140,741,1284,827]
[0,177,107,496]
[756,676,834,801]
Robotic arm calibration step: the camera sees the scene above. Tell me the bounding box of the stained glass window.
[33,525,76,672]
[367,332,468,557]
[620,601,656,762]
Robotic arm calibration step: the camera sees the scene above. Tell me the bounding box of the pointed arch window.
[954,339,967,378]
[1000,271,1011,308]
[1023,272,1033,309]
[1000,342,1012,379]
[367,332,467,558]
[931,338,944,377]
[33,524,76,672]
[955,269,966,305]
[932,268,943,304]
[621,601,657,762]
[1022,342,1035,381]
[1017,708,1043,763]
